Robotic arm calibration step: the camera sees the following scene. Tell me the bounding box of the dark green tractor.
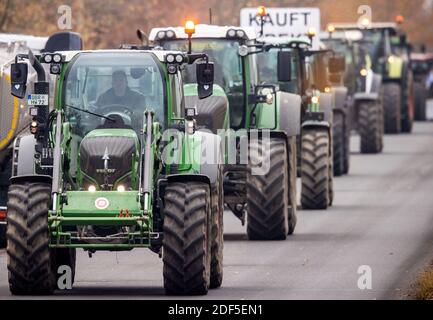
[322,28,384,154]
[256,37,335,209]
[7,47,225,295]
[151,23,302,240]
[333,23,414,134]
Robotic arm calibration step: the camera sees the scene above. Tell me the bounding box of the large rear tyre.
[287,137,297,235]
[359,101,383,154]
[246,138,289,240]
[332,112,345,176]
[383,83,402,134]
[163,182,211,295]
[301,128,330,210]
[7,182,56,295]
[210,166,224,289]
[414,82,427,121]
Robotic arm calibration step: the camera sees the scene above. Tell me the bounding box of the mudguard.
[10,135,51,184]
[332,86,348,111]
[353,92,380,101]
[183,84,229,133]
[319,92,333,123]
[278,92,302,137]
[256,91,302,138]
[370,73,383,94]
[165,129,222,187]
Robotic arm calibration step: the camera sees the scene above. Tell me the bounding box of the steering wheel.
[98,104,135,126]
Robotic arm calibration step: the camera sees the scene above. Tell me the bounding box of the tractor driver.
[97,70,146,109]
[96,70,146,129]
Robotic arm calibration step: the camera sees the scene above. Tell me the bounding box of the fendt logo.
[95,197,110,210]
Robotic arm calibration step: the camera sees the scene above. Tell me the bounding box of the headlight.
[238,45,249,57]
[227,29,236,38]
[236,30,245,38]
[53,54,62,63]
[311,96,319,104]
[360,68,368,77]
[43,54,52,63]
[117,185,125,192]
[88,185,96,192]
[166,54,175,63]
[166,30,175,38]
[266,93,273,105]
[388,56,395,64]
[175,54,184,63]
[157,31,166,39]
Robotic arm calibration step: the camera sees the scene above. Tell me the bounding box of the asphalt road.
[1,121,433,300]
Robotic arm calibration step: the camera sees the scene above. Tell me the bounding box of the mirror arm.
[28,50,46,82]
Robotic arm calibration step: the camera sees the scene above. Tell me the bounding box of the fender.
[302,120,330,130]
[278,92,302,137]
[9,135,52,185]
[255,91,301,138]
[353,92,380,102]
[172,129,222,186]
[370,73,383,94]
[332,86,349,112]
[12,135,36,177]
[319,92,333,123]
[166,173,211,186]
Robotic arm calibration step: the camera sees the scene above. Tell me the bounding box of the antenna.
[209,8,213,25]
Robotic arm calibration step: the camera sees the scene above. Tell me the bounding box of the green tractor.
[7,47,225,295]
[410,52,433,121]
[333,22,414,134]
[150,23,301,239]
[322,28,384,154]
[255,36,335,209]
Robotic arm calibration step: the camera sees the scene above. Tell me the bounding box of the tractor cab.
[150,24,257,130]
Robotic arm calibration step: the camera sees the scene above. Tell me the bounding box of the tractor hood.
[79,129,139,190]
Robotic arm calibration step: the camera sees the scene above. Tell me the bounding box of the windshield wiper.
[65,105,114,122]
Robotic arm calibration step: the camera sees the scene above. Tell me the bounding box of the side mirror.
[196,62,214,99]
[400,34,407,45]
[328,56,346,73]
[277,51,292,82]
[10,62,28,98]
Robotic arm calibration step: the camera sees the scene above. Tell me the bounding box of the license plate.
[27,94,48,106]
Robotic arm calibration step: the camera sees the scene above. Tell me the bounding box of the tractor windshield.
[256,49,300,94]
[162,39,245,128]
[64,51,165,137]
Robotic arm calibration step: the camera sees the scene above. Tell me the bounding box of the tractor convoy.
[0,5,429,296]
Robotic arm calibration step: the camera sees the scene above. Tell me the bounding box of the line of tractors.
[0,7,432,296]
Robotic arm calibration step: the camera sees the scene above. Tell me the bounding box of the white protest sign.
[240,7,321,49]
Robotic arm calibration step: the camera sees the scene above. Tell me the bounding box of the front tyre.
[246,138,289,240]
[163,182,211,295]
[332,112,345,176]
[301,128,330,210]
[7,182,56,295]
[359,101,383,154]
[383,83,402,134]
[210,166,224,289]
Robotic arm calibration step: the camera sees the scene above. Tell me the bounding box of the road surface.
[1,121,433,300]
